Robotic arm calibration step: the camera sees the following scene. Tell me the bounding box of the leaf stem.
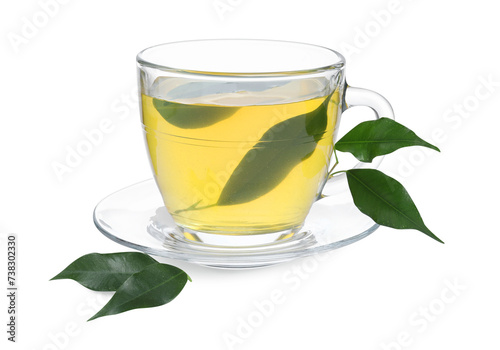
[329,170,347,177]
[331,147,339,170]
[328,148,343,178]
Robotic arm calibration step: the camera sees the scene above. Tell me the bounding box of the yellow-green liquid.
[141,92,339,235]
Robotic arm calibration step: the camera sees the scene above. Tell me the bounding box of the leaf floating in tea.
[346,169,443,243]
[217,98,330,206]
[88,263,190,321]
[50,252,158,291]
[153,98,240,129]
[336,117,440,162]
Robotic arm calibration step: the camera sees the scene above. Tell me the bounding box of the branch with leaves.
[334,117,442,243]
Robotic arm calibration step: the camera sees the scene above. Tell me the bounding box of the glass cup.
[137,39,394,247]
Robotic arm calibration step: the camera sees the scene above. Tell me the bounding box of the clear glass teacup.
[137,39,394,247]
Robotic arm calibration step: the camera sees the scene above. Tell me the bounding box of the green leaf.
[346,169,443,243]
[217,98,330,206]
[153,98,239,129]
[88,263,190,321]
[50,252,158,291]
[336,118,440,162]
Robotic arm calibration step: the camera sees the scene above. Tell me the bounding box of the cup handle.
[321,85,395,197]
[341,85,395,169]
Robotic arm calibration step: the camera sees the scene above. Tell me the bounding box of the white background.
[1,0,499,349]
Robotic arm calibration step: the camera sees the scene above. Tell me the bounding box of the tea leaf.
[336,118,440,162]
[50,252,158,291]
[346,169,443,243]
[217,98,330,206]
[153,98,239,129]
[88,263,190,321]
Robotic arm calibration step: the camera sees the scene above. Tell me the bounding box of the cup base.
[178,226,301,248]
[148,206,305,248]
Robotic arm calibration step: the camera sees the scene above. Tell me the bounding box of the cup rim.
[136,39,345,77]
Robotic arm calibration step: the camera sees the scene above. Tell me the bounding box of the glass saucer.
[93,179,379,268]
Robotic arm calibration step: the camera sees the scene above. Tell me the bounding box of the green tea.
[141,91,339,235]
